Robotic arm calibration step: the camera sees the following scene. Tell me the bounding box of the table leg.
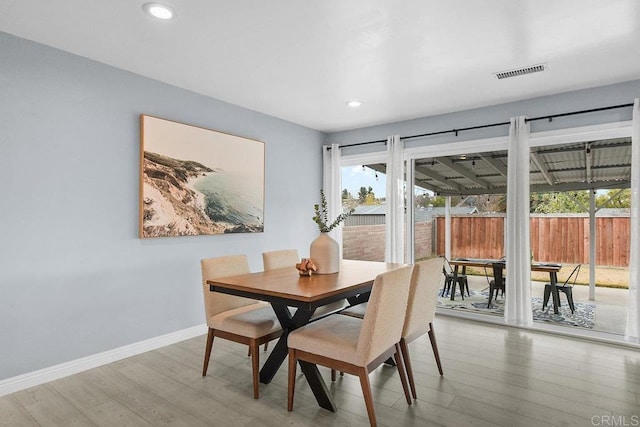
[298,361,337,412]
[262,303,338,412]
[260,304,313,384]
[550,272,560,314]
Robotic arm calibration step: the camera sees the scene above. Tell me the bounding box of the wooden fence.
[435,215,630,267]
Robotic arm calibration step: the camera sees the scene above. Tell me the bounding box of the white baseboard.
[0,324,208,397]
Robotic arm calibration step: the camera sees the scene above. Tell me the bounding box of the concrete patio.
[439,274,629,336]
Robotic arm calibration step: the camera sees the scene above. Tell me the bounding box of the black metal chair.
[485,262,506,308]
[543,264,580,313]
[441,256,469,299]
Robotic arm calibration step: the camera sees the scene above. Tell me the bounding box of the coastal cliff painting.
[139,115,264,238]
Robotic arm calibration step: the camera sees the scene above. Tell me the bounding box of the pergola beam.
[415,165,462,191]
[479,154,508,177]
[434,179,629,196]
[530,151,554,186]
[435,156,492,189]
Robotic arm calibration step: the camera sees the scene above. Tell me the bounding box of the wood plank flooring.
[2,316,639,426]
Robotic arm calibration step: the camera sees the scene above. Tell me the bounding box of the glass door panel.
[341,163,388,262]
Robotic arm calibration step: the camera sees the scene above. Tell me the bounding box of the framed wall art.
[139,115,264,238]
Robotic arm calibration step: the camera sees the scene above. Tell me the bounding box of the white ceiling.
[2,0,640,132]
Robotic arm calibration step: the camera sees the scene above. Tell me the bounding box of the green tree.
[531,191,590,213]
[528,190,631,213]
[342,188,350,200]
[364,193,377,205]
[596,189,630,209]
[415,193,432,208]
[358,186,375,203]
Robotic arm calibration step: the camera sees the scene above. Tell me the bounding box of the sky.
[341,166,387,198]
[341,165,432,199]
[142,115,263,180]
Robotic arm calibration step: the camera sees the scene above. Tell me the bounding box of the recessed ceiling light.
[346,100,362,108]
[143,3,175,20]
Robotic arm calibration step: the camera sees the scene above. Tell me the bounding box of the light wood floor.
[2,316,639,427]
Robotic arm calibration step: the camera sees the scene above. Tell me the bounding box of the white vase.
[310,232,340,274]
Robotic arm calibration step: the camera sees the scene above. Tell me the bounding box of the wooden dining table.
[449,258,563,314]
[207,259,405,412]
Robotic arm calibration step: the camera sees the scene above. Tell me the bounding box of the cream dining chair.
[201,254,282,399]
[340,257,445,399]
[262,249,300,271]
[287,265,414,426]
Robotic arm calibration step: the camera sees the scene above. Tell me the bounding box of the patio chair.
[485,262,506,308]
[543,264,580,313]
[441,256,469,299]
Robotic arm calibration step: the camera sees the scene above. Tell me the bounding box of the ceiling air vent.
[494,63,547,80]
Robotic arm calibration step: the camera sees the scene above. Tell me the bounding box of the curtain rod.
[332,102,634,150]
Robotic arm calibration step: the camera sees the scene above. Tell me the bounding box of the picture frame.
[139,115,265,238]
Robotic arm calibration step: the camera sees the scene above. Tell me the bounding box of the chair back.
[492,262,505,289]
[402,258,444,343]
[563,264,581,287]
[262,249,299,271]
[201,255,255,320]
[356,265,413,365]
[441,256,454,275]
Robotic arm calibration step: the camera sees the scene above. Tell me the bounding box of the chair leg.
[565,288,575,313]
[463,277,470,296]
[399,338,416,400]
[250,339,260,399]
[287,349,297,412]
[428,322,444,376]
[450,280,459,301]
[357,367,377,427]
[442,277,451,296]
[331,369,336,382]
[487,285,495,308]
[202,328,214,377]
[543,285,551,309]
[249,341,268,356]
[394,343,411,405]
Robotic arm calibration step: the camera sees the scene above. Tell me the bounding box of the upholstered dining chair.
[262,249,347,318]
[262,249,300,271]
[340,258,444,400]
[201,255,282,399]
[287,265,414,426]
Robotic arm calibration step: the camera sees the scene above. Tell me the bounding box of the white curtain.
[625,98,640,343]
[504,117,533,327]
[385,135,405,263]
[322,144,343,253]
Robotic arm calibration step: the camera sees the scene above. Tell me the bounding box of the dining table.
[448,257,563,314]
[207,259,405,412]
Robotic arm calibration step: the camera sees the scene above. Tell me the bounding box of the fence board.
[435,215,630,267]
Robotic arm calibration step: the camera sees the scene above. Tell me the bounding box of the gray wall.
[0,32,325,380]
